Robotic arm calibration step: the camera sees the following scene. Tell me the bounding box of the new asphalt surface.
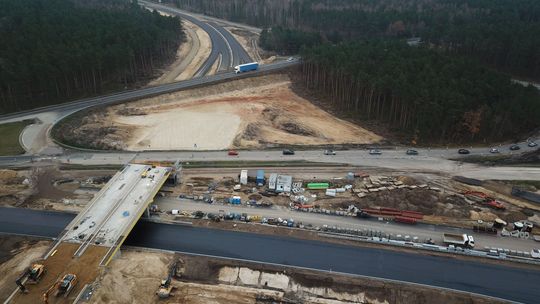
[1,207,539,303]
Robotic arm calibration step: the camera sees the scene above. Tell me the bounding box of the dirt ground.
[11,243,109,304]
[226,27,263,62]
[147,10,212,85]
[60,74,382,151]
[0,236,51,301]
[0,167,113,213]
[90,248,503,304]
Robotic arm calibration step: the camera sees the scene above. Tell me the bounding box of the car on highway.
[282,149,295,155]
[489,148,500,153]
[324,149,336,155]
[287,57,295,62]
[406,149,418,155]
[458,149,470,154]
[509,144,520,151]
[528,141,538,147]
[228,150,239,156]
[369,149,382,155]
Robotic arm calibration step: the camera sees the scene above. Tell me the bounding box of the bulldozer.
[15,263,46,293]
[42,274,77,303]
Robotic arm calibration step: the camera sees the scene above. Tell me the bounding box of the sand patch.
[63,74,382,151]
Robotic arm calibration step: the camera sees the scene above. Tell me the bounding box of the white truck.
[234,62,259,74]
[443,233,475,248]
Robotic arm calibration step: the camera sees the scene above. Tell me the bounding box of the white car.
[324,150,336,155]
[489,148,499,153]
[532,249,540,259]
[528,142,538,147]
[369,149,382,155]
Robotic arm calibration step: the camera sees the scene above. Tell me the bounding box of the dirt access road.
[63,74,382,151]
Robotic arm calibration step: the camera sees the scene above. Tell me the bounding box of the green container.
[307,183,330,190]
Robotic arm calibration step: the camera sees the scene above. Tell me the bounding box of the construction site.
[53,74,381,151]
[0,157,539,303]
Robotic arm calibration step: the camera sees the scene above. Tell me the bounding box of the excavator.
[15,263,46,293]
[42,273,77,303]
[156,261,179,299]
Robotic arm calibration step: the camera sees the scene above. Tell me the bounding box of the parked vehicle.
[234,62,259,74]
[458,148,470,154]
[369,149,382,155]
[443,233,475,248]
[228,150,238,156]
[532,249,540,259]
[406,149,418,155]
[282,149,295,155]
[510,144,520,150]
[324,149,336,155]
[489,148,499,153]
[528,141,538,147]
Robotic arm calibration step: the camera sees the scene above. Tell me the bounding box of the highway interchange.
[1,1,540,303]
[1,207,540,303]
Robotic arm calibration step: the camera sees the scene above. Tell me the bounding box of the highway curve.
[1,207,539,303]
[139,0,252,76]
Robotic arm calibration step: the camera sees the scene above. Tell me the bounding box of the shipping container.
[307,183,330,190]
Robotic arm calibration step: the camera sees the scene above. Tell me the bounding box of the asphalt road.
[139,0,252,76]
[0,207,73,238]
[126,222,540,303]
[1,207,539,303]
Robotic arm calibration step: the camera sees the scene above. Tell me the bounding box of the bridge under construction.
[11,163,171,304]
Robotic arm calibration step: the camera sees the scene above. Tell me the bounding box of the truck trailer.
[235,62,259,74]
[443,233,475,248]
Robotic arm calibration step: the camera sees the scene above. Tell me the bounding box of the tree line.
[299,41,540,143]
[0,0,185,114]
[167,0,540,81]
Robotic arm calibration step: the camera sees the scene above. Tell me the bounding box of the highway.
[139,0,252,76]
[1,207,539,303]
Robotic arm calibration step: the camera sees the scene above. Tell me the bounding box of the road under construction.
[8,163,171,304]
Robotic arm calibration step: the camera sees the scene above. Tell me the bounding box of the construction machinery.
[15,263,46,293]
[42,274,77,303]
[463,191,506,210]
[156,261,179,299]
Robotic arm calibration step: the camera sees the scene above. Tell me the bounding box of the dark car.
[509,144,520,151]
[282,149,295,155]
[406,149,418,155]
[458,149,470,154]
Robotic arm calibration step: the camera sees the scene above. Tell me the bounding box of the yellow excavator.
[156,261,178,299]
[15,263,46,293]
[42,273,77,303]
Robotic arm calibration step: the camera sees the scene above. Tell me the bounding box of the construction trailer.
[268,173,278,190]
[256,170,265,186]
[240,170,248,185]
[276,175,293,193]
